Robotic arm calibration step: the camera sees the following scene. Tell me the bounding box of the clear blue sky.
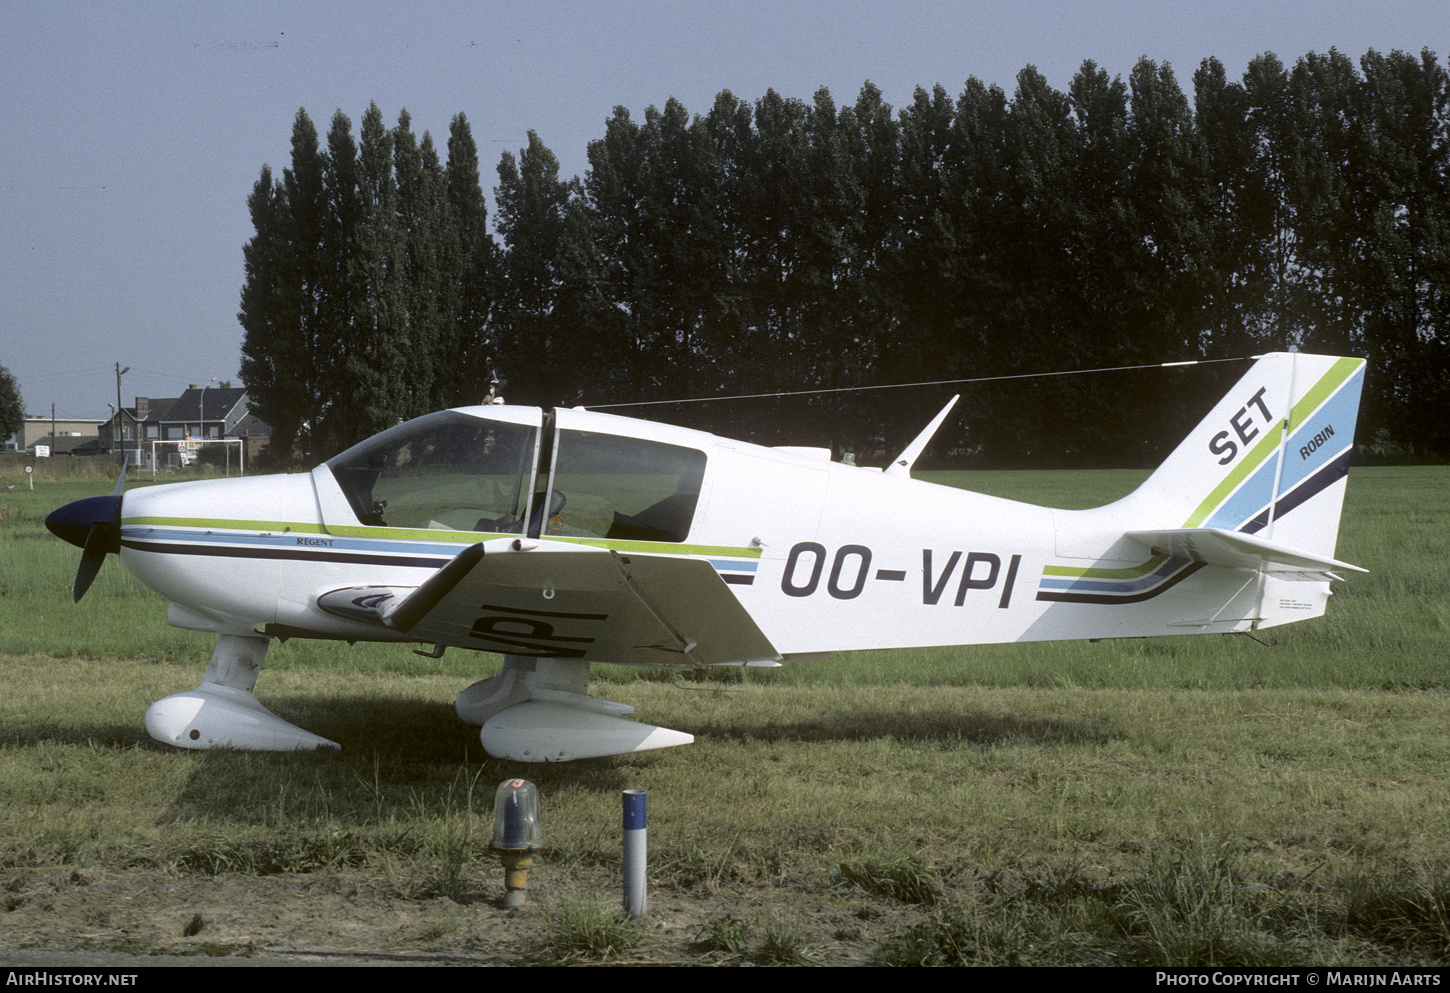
[3,0,1446,421]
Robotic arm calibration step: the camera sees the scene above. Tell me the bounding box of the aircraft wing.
[319,539,780,667]
[1126,528,1366,582]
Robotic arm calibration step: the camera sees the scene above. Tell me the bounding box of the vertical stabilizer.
[1106,353,1365,562]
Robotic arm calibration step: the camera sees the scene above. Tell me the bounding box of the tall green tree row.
[552,48,1448,462]
[239,48,1450,465]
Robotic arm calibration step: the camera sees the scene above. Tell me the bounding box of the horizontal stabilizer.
[1127,527,1365,580]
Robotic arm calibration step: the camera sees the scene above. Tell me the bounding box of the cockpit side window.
[541,430,706,542]
[327,412,538,532]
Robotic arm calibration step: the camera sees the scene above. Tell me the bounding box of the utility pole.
[115,362,130,467]
[200,376,217,439]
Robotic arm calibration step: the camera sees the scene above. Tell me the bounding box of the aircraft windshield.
[327,411,539,532]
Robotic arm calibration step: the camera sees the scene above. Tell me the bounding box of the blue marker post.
[622,789,647,918]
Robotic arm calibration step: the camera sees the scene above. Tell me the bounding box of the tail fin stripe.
[1200,453,1282,532]
[1183,423,1285,528]
[1286,357,1364,436]
[1239,449,1352,535]
[1276,366,1364,493]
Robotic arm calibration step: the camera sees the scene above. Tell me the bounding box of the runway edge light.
[491,778,541,907]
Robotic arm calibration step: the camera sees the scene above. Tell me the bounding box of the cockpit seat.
[606,490,695,543]
[529,490,566,536]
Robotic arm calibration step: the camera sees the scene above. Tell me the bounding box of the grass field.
[1,465,1447,965]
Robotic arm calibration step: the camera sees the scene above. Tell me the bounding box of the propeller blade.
[74,524,112,602]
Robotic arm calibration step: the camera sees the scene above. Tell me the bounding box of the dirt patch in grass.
[0,867,919,966]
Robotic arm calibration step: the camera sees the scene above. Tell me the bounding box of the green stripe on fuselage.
[122,516,760,560]
[1043,553,1169,580]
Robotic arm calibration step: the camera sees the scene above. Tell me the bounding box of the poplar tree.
[239,109,326,459]
[893,82,968,453]
[1345,49,1450,452]
[345,103,410,440]
[443,113,498,407]
[392,109,443,416]
[241,106,499,459]
[494,131,601,407]
[239,53,1450,465]
[1193,57,1275,356]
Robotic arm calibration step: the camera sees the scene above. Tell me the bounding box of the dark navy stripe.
[1037,555,1185,596]
[476,602,609,620]
[722,574,755,586]
[121,538,450,570]
[623,790,646,830]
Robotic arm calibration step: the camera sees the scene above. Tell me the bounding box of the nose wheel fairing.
[144,634,339,751]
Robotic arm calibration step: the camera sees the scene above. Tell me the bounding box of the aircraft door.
[536,409,708,543]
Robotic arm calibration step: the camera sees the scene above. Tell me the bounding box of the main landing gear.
[143,640,692,761]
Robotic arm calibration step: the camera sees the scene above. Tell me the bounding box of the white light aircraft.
[47,351,1366,761]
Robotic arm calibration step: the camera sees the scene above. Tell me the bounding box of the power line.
[587,355,1259,410]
